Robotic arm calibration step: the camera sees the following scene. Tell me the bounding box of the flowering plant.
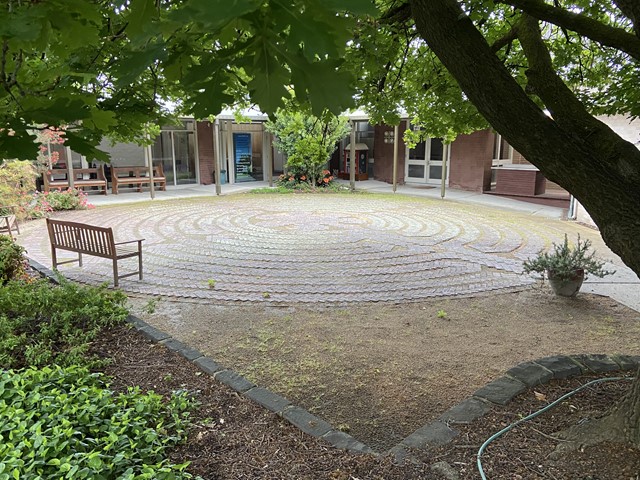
[276,169,335,190]
[24,188,94,219]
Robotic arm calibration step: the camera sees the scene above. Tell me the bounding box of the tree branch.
[517,15,595,132]
[380,1,412,25]
[613,0,640,37]
[497,0,640,60]
[491,26,519,53]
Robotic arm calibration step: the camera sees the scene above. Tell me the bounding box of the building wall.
[449,130,493,191]
[511,150,528,165]
[99,139,145,167]
[197,121,215,184]
[372,121,408,183]
[575,201,597,228]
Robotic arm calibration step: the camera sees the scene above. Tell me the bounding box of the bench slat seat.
[46,218,144,287]
[112,165,167,194]
[43,166,108,194]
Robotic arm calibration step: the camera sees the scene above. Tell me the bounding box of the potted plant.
[523,234,615,297]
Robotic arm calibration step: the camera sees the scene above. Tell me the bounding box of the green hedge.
[0,366,198,479]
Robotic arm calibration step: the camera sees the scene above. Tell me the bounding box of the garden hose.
[477,376,633,480]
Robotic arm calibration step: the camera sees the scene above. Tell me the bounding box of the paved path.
[18,188,625,305]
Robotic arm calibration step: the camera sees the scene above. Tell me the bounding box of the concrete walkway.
[17,181,639,309]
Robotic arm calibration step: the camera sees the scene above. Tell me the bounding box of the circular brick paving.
[18,194,573,304]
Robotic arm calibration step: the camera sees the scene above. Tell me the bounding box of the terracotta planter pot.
[547,268,585,297]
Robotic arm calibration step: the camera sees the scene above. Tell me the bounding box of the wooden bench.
[0,205,20,236]
[46,218,144,287]
[111,164,167,194]
[43,165,108,194]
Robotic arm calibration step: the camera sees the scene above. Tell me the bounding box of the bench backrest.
[44,165,106,185]
[46,218,115,258]
[112,164,165,179]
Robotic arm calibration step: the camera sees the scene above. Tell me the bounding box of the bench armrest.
[114,239,145,245]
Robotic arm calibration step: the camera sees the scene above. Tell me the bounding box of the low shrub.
[0,160,39,220]
[0,365,198,479]
[0,279,128,369]
[24,188,93,219]
[0,236,27,284]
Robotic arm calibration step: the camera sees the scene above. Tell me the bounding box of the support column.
[226,120,234,184]
[263,128,273,187]
[65,146,75,189]
[146,142,155,200]
[349,121,356,191]
[440,142,449,199]
[213,120,222,195]
[392,124,399,193]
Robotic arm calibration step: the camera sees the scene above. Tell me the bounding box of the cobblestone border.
[28,258,640,462]
[388,353,640,464]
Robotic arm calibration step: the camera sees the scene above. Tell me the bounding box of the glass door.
[406,137,447,184]
[426,138,445,185]
[172,131,197,184]
[406,139,427,182]
[151,122,198,186]
[153,131,175,185]
[233,133,254,182]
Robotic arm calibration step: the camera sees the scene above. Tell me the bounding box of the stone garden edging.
[28,258,640,464]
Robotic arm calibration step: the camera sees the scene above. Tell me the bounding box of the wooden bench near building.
[111,165,167,194]
[46,218,144,287]
[43,165,108,194]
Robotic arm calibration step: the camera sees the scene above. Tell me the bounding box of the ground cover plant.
[0,261,201,478]
[0,279,128,369]
[0,366,196,480]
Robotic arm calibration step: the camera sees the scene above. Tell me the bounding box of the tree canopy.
[1,0,639,274]
[0,0,372,161]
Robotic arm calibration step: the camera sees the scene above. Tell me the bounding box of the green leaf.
[246,37,290,114]
[113,42,168,87]
[126,0,158,38]
[291,58,355,116]
[170,0,262,30]
[64,131,110,162]
[0,129,38,161]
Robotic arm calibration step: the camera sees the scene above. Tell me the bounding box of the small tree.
[266,108,350,187]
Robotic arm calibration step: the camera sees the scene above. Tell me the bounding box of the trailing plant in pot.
[523,234,615,297]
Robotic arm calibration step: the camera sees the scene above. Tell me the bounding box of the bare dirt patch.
[130,287,640,452]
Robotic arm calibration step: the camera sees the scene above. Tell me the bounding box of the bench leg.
[113,258,119,287]
[138,249,143,280]
[51,245,58,270]
[78,252,83,267]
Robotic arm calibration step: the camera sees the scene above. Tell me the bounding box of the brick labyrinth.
[20,195,570,304]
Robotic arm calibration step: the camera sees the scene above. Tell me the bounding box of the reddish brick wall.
[372,121,408,183]
[449,130,493,192]
[197,121,215,184]
[512,150,529,165]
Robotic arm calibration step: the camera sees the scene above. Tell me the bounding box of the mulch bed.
[91,325,429,479]
[419,372,640,479]
[91,324,640,479]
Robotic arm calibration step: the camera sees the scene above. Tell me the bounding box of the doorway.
[405,137,448,185]
[152,121,198,186]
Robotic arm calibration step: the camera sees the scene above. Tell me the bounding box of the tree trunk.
[409,0,640,280]
[409,0,640,448]
[551,372,640,453]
